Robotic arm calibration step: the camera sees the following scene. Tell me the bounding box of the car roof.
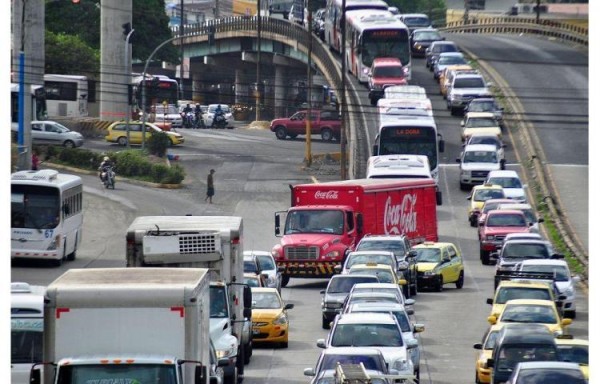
[463,144,499,152]
[349,264,395,272]
[335,312,397,324]
[432,40,456,46]
[488,209,525,216]
[465,112,496,118]
[243,250,272,257]
[250,287,279,294]
[555,338,589,346]
[497,323,555,343]
[497,203,532,210]
[319,346,388,356]
[497,280,552,289]
[487,170,520,178]
[352,282,401,289]
[412,27,439,33]
[439,52,464,57]
[505,232,543,240]
[519,259,568,267]
[348,301,407,311]
[348,250,395,256]
[515,361,582,370]
[413,241,455,249]
[455,72,484,79]
[504,298,556,306]
[502,239,548,245]
[360,234,406,241]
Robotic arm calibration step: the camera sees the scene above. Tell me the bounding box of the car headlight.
[323,250,340,258]
[272,313,288,325]
[392,358,409,372]
[423,271,436,276]
[216,346,236,359]
[563,287,574,296]
[486,235,495,241]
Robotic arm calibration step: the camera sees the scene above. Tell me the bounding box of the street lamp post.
[123,24,135,149]
[340,0,348,179]
[255,0,262,121]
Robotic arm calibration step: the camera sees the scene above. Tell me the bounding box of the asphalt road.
[11,34,588,384]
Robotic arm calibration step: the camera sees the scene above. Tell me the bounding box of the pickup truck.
[270,109,340,141]
[478,209,532,265]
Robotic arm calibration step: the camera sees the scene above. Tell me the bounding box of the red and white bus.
[345,10,412,83]
[323,0,388,53]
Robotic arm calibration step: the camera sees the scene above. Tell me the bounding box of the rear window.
[454,77,485,88]
[487,213,526,227]
[495,287,552,304]
[373,66,405,78]
[331,323,403,347]
[356,239,406,257]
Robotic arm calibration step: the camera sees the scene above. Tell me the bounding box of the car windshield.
[496,345,558,372]
[463,150,498,163]
[349,269,394,284]
[244,276,261,287]
[469,101,496,112]
[486,214,526,227]
[454,78,485,88]
[414,31,441,41]
[515,369,585,384]
[352,287,400,300]
[403,16,429,26]
[328,277,378,293]
[488,177,522,188]
[256,255,276,270]
[356,240,406,257]
[521,265,569,281]
[373,66,405,78]
[415,248,440,263]
[500,304,557,324]
[244,260,259,273]
[319,354,385,372]
[439,56,466,65]
[503,244,550,259]
[484,330,500,350]
[465,118,498,128]
[495,287,552,304]
[349,294,399,305]
[252,291,282,309]
[557,344,588,365]
[474,189,505,201]
[346,254,394,269]
[470,136,500,148]
[331,323,403,347]
[436,44,458,53]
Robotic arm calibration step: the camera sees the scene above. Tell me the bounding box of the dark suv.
[320,274,379,329]
[354,235,418,299]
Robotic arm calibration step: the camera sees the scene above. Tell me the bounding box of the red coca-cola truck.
[272,179,440,287]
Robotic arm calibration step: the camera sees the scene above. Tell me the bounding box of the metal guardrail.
[441,16,588,46]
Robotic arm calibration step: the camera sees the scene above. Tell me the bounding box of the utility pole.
[305,10,313,167]
[180,0,185,100]
[123,23,135,148]
[340,0,348,179]
[255,0,262,121]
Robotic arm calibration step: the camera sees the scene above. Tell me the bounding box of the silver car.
[243,250,283,292]
[13,121,84,148]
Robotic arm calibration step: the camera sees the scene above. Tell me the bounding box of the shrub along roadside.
[38,145,185,185]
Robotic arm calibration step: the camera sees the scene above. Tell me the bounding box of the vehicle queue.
[11,8,587,384]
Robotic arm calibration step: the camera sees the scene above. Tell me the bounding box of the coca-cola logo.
[384,194,417,235]
[314,190,339,200]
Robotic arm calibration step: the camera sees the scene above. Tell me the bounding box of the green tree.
[45,31,100,74]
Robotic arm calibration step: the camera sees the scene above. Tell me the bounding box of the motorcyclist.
[194,104,203,128]
[212,104,224,127]
[98,156,114,182]
[182,103,193,127]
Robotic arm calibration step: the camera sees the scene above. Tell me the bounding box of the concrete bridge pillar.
[235,69,251,105]
[274,65,286,118]
[191,72,204,104]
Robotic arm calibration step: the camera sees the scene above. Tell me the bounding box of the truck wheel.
[481,250,490,265]
[281,275,290,288]
[67,235,78,261]
[275,126,287,140]
[370,97,376,106]
[236,347,245,376]
[410,278,418,297]
[244,339,252,364]
[469,217,477,227]
[280,340,289,348]
[403,284,410,300]
[456,272,464,289]
[322,316,330,329]
[321,128,333,141]
[224,367,238,384]
[459,181,469,191]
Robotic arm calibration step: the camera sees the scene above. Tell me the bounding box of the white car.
[335,250,399,275]
[456,144,506,190]
[154,104,183,127]
[317,312,417,379]
[12,120,84,148]
[463,132,506,161]
[203,104,233,128]
[517,259,579,319]
[243,250,283,292]
[485,170,527,202]
[346,282,415,314]
[344,302,424,381]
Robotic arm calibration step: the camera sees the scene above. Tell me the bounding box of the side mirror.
[538,217,545,223]
[397,279,407,286]
[320,290,325,295]
[487,315,497,325]
[413,323,425,333]
[460,121,465,127]
[473,343,483,350]
[406,339,419,349]
[304,368,316,377]
[274,213,282,236]
[277,266,286,272]
[438,137,445,153]
[407,250,417,258]
[500,159,506,170]
[406,307,414,315]
[486,358,494,368]
[333,265,342,273]
[356,214,363,233]
[456,158,462,163]
[405,298,416,306]
[316,339,326,348]
[284,303,295,310]
[552,253,565,259]
[486,298,493,305]
[217,358,230,367]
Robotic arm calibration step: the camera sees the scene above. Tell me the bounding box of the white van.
[366,154,432,181]
[11,282,46,384]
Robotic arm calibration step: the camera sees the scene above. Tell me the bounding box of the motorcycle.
[101,166,116,189]
[212,113,228,129]
[182,111,195,128]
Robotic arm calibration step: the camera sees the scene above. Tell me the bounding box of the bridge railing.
[441,16,588,46]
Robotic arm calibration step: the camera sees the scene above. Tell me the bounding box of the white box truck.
[126,215,252,384]
[31,267,212,384]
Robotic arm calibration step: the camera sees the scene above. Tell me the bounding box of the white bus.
[11,170,83,266]
[366,154,432,180]
[324,0,388,53]
[11,83,47,131]
[11,282,45,384]
[373,114,445,183]
[44,74,89,118]
[345,10,412,82]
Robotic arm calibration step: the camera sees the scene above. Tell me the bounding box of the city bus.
[11,170,83,266]
[345,10,412,82]
[10,83,47,130]
[44,74,89,118]
[324,0,388,53]
[133,74,179,112]
[372,114,445,185]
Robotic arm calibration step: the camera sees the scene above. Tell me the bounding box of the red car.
[367,57,408,106]
[478,209,532,265]
[270,109,341,141]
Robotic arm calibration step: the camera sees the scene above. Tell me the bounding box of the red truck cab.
[270,109,341,141]
[368,57,409,106]
[272,179,440,287]
[479,209,532,265]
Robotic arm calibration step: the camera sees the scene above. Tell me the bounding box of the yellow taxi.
[556,337,589,380]
[347,263,406,286]
[467,183,506,227]
[461,112,502,142]
[439,64,474,98]
[105,121,184,146]
[486,279,558,318]
[250,287,294,348]
[487,299,572,336]
[413,242,464,292]
[473,324,503,384]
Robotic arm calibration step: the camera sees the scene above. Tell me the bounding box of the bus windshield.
[379,126,438,169]
[11,185,60,230]
[57,364,178,384]
[361,29,410,67]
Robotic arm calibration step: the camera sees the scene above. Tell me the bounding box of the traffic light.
[122,22,132,39]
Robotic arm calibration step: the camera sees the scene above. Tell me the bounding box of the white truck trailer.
[31,267,212,384]
[126,215,252,384]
